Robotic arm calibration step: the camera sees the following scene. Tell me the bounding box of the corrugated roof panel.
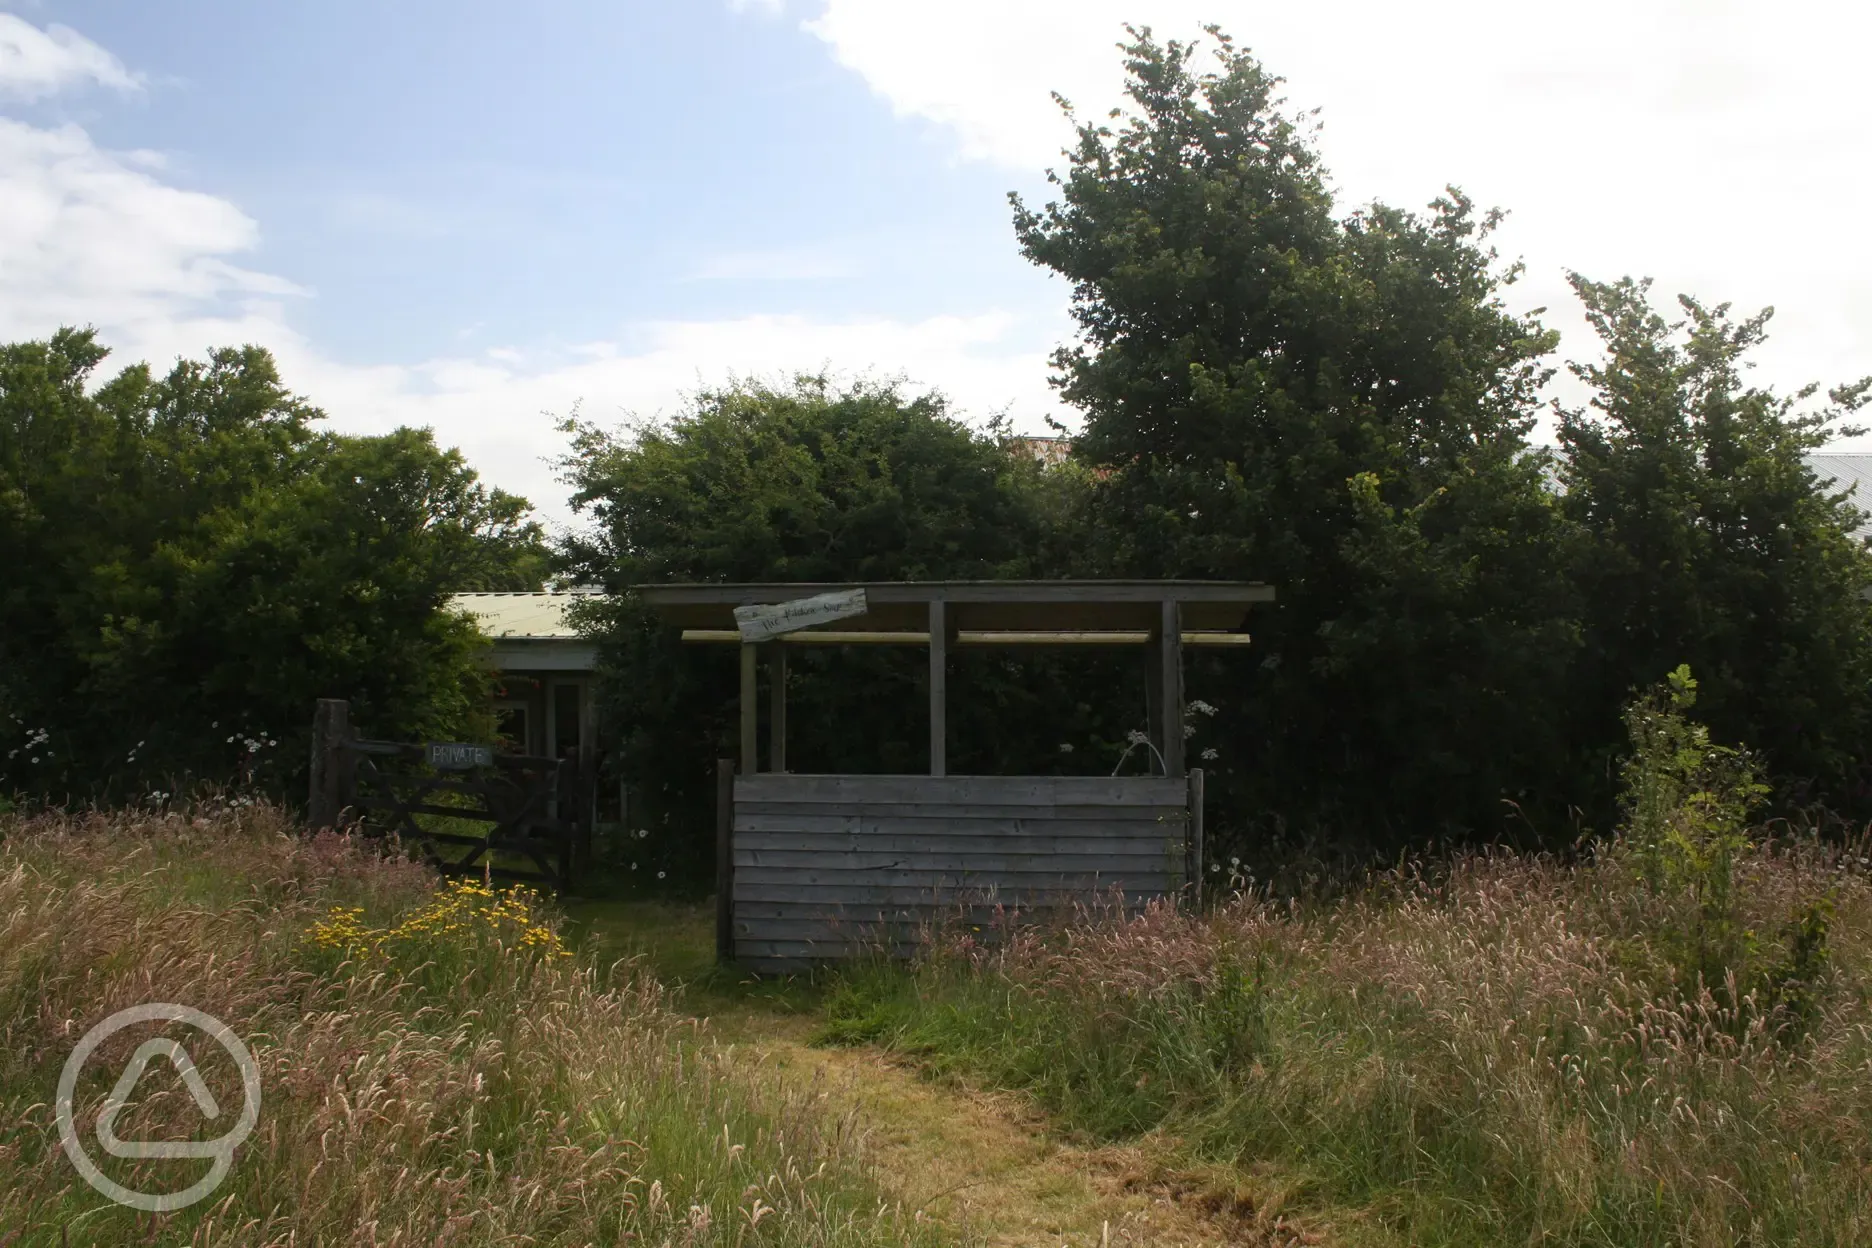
[449,591,600,639]
[1807,453,1872,538]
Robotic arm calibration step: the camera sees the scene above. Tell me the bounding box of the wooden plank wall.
[730,773,1189,973]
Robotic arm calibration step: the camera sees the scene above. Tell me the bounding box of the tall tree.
[556,375,1135,882]
[0,330,548,801]
[1557,276,1872,812]
[1013,27,1581,846]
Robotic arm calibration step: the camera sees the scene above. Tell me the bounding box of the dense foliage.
[1010,26,1586,847]
[6,29,1870,872]
[555,376,1145,882]
[556,28,1872,875]
[1557,277,1872,813]
[0,329,547,801]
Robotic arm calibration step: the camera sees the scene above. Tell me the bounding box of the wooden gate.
[307,698,585,891]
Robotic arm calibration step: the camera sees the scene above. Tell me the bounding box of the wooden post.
[1188,766,1205,907]
[307,698,350,830]
[928,598,946,777]
[1159,598,1185,776]
[739,642,758,775]
[715,758,735,962]
[769,645,788,774]
[1143,633,1164,775]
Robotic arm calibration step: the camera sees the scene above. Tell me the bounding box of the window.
[552,684,581,761]
[495,704,529,754]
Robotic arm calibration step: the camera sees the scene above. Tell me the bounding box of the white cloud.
[17,2,1871,551]
[0,99,1061,530]
[687,242,857,281]
[272,310,1061,531]
[0,14,141,100]
[798,1,1872,419]
[0,117,304,344]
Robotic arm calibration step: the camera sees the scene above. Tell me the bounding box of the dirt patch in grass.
[566,898,1330,1246]
[738,1020,1324,1247]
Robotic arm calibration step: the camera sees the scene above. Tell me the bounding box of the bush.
[1610,665,1838,1034]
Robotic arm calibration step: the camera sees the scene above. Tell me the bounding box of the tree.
[1557,276,1872,813]
[556,375,1136,883]
[1012,27,1581,847]
[0,330,548,801]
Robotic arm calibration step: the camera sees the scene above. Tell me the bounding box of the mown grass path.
[565,898,1320,1248]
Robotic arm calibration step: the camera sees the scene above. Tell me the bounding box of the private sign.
[427,742,494,770]
[733,588,869,642]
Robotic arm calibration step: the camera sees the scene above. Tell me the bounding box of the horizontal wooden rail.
[726,773,1190,973]
[343,738,562,769]
[679,629,1252,646]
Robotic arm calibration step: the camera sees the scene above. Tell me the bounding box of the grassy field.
[0,803,955,1247]
[821,842,1872,1247]
[12,789,1872,1246]
[561,899,1269,1246]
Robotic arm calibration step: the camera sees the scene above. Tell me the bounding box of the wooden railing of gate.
[307,698,584,891]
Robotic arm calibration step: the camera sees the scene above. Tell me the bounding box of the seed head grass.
[0,800,956,1246]
[825,841,1872,1247]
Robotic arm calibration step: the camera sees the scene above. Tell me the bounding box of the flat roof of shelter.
[637,580,1274,633]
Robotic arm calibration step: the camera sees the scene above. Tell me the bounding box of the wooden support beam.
[769,645,788,774]
[928,599,947,777]
[1143,632,1164,775]
[1188,766,1205,907]
[739,643,758,776]
[715,758,734,961]
[679,628,1253,646]
[1160,598,1186,777]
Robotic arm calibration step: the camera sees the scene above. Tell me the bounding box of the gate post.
[308,699,351,831]
[716,758,735,962]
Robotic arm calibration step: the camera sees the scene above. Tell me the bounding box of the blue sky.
[17,2,1058,359]
[3,1,1870,526]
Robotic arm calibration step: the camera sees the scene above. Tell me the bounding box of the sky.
[3,1,1870,530]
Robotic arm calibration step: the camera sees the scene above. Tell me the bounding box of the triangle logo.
[95,1038,224,1160]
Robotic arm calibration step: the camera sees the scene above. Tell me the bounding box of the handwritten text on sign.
[733,589,869,642]
[427,742,494,770]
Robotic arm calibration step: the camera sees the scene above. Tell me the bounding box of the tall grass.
[825,839,1872,1246]
[0,802,952,1247]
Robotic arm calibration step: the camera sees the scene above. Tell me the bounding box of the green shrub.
[1611,665,1837,1034]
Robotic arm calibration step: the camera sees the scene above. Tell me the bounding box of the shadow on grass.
[560,895,842,1037]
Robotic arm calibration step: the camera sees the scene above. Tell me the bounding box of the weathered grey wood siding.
[730,774,1188,972]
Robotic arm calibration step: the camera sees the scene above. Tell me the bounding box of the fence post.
[716,758,735,962]
[307,699,351,831]
[1188,766,1205,908]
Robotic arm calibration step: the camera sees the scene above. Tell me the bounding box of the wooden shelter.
[640,580,1275,972]
[448,592,600,768]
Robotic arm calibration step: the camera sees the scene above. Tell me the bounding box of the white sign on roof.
[734,589,868,642]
